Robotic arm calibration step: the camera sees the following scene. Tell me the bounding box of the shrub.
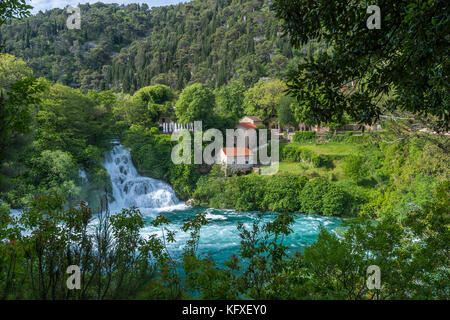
[311,154,329,168]
[293,131,316,142]
[335,180,370,216]
[343,155,368,182]
[0,193,157,299]
[193,165,227,207]
[281,144,333,168]
[262,174,308,212]
[321,184,351,216]
[300,178,330,214]
[330,135,346,142]
[300,148,314,162]
[345,135,368,144]
[234,175,267,211]
[169,163,200,200]
[281,144,305,162]
[300,178,351,216]
[325,131,334,139]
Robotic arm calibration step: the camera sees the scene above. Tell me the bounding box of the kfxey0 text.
[182,304,267,317]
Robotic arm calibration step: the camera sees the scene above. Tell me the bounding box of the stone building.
[217,147,256,174]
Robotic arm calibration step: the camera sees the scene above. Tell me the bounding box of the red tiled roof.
[221,147,254,157]
[242,116,262,121]
[238,122,257,130]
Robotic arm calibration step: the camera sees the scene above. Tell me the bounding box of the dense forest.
[0,0,310,92]
[0,0,448,301]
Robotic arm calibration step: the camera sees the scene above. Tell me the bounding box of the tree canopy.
[175,83,216,127]
[215,80,246,122]
[0,0,31,25]
[272,0,449,132]
[114,84,175,128]
[243,78,287,125]
[0,54,42,164]
[1,0,303,92]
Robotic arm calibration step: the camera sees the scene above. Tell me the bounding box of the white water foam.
[103,145,184,212]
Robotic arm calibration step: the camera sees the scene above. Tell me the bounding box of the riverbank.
[123,127,448,220]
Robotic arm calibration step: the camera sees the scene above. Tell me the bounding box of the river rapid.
[103,144,343,264]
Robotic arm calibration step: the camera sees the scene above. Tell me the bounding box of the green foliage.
[277,95,297,128]
[122,125,200,200]
[0,54,44,164]
[0,193,156,299]
[311,154,329,168]
[350,136,449,219]
[196,174,270,212]
[235,175,267,212]
[194,170,354,216]
[29,150,81,200]
[114,84,175,128]
[0,53,33,88]
[292,131,315,142]
[194,173,264,211]
[262,174,307,212]
[0,201,14,241]
[281,144,311,162]
[175,83,216,128]
[0,178,447,300]
[343,155,368,182]
[0,73,113,207]
[236,212,295,299]
[182,211,297,299]
[299,178,329,215]
[273,0,450,132]
[35,81,114,161]
[1,0,301,92]
[281,143,332,168]
[289,183,449,299]
[123,125,173,180]
[0,0,448,301]
[192,165,227,207]
[169,163,200,201]
[0,0,31,25]
[215,80,246,121]
[300,178,351,216]
[154,182,449,299]
[320,184,351,216]
[335,180,370,216]
[243,79,287,125]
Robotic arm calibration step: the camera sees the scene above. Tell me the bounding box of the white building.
[234,122,257,150]
[239,116,263,127]
[217,147,256,174]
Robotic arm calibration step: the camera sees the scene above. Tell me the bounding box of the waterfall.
[104,144,181,211]
[78,168,88,184]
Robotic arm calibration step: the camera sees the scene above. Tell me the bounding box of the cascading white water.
[101,143,342,266]
[104,144,181,211]
[7,143,343,266]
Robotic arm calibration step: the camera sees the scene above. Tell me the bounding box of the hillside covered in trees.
[0,0,448,302]
[0,0,310,92]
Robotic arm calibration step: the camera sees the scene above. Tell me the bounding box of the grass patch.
[286,141,358,156]
[276,161,345,180]
[276,141,357,179]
